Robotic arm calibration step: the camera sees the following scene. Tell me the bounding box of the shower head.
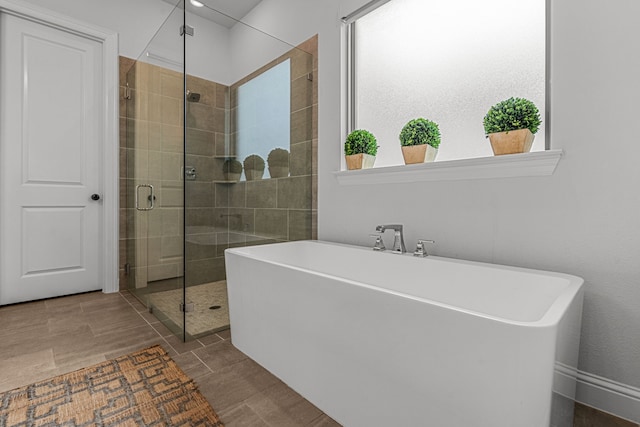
[186,90,201,103]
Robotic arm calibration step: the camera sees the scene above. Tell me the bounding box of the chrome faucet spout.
[375,224,406,253]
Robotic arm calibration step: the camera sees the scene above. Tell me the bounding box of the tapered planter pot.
[401,144,438,165]
[245,168,264,181]
[224,172,241,182]
[269,166,289,178]
[487,128,534,155]
[345,153,376,170]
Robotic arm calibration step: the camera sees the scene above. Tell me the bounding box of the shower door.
[124,2,187,338]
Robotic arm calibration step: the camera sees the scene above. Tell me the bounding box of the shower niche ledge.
[334,149,563,186]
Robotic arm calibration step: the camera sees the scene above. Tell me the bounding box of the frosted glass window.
[353,0,545,167]
[237,59,290,178]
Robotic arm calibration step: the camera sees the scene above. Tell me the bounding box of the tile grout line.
[118,292,180,355]
[190,350,215,375]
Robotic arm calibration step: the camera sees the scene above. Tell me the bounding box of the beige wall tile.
[216,182,246,208]
[186,102,215,131]
[215,84,228,108]
[290,48,313,81]
[288,210,312,241]
[186,181,214,208]
[291,75,313,113]
[255,209,288,240]
[277,176,311,210]
[161,152,183,181]
[291,106,312,144]
[185,257,226,286]
[162,124,183,153]
[228,208,255,234]
[290,141,312,176]
[246,179,277,208]
[186,128,215,156]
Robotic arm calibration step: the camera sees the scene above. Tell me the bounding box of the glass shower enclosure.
[122,0,316,341]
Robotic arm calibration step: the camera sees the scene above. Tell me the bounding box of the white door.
[0,12,104,304]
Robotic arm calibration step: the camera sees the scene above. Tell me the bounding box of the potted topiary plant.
[483,97,541,155]
[344,129,378,170]
[243,154,265,181]
[267,148,289,178]
[223,159,242,182]
[399,118,441,164]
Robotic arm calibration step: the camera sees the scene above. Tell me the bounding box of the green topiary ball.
[399,118,441,149]
[483,97,541,135]
[344,129,378,156]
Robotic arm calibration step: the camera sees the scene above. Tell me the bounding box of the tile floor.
[0,290,339,427]
[0,290,636,427]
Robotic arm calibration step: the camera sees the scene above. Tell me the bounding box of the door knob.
[90,194,101,201]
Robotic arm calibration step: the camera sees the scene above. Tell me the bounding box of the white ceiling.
[161,0,263,28]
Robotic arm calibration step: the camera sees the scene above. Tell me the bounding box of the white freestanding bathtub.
[225,241,584,427]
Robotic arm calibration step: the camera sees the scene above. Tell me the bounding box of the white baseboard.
[575,370,640,423]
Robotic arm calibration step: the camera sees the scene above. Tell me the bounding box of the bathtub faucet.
[375,224,406,254]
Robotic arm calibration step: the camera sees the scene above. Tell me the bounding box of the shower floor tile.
[147,280,230,338]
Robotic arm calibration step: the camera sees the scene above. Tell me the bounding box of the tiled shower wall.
[118,35,318,290]
[218,35,318,255]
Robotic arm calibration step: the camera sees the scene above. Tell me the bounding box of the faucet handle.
[414,239,435,257]
[369,234,386,251]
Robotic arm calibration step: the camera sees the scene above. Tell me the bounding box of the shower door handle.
[135,184,155,211]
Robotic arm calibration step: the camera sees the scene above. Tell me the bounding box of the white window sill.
[333,150,563,186]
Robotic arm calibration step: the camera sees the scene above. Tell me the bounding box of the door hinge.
[180,25,194,37]
[180,302,195,312]
[123,82,131,100]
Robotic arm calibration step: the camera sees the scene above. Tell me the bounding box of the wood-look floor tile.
[55,354,107,376]
[164,334,205,354]
[215,328,231,340]
[0,323,50,347]
[53,324,158,367]
[308,415,342,426]
[0,349,56,392]
[80,294,133,312]
[198,333,223,346]
[84,305,148,336]
[0,299,45,315]
[137,309,160,324]
[574,403,639,427]
[149,321,175,337]
[196,358,281,413]
[193,341,247,372]
[124,296,148,313]
[172,351,212,379]
[0,325,92,360]
[45,291,119,313]
[244,381,323,427]
[46,311,92,334]
[218,403,270,427]
[0,301,49,335]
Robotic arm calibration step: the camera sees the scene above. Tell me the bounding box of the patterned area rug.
[0,345,223,426]
[148,281,230,338]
